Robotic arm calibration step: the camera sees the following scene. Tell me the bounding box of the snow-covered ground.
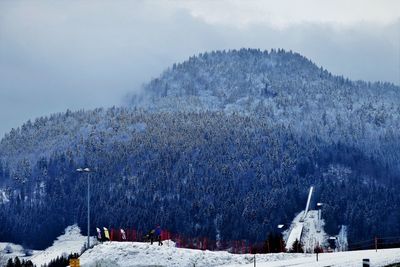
[0,242,27,265]
[0,225,92,266]
[226,248,400,267]
[28,225,94,266]
[80,241,400,267]
[2,225,400,267]
[79,241,310,267]
[285,211,304,251]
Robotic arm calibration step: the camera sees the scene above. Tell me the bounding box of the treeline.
[5,257,35,267]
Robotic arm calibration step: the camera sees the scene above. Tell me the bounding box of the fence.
[100,228,400,254]
[349,236,400,251]
[99,228,268,254]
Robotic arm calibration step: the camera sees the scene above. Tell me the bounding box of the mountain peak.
[130,48,333,111]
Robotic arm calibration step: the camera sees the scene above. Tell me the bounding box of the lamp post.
[277,224,285,252]
[316,202,323,233]
[77,167,92,248]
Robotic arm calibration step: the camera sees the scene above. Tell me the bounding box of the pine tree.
[290,239,304,253]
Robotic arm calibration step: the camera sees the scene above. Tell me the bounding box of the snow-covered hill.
[0,225,91,266]
[28,225,94,266]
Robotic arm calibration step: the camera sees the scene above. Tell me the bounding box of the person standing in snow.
[155,225,163,246]
[149,229,155,245]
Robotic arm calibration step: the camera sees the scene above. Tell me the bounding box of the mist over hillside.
[0,49,399,249]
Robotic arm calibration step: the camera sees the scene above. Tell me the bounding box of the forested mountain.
[133,49,400,174]
[0,49,399,249]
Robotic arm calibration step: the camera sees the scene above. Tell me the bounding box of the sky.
[0,0,399,137]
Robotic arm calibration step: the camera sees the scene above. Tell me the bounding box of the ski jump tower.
[301,186,314,222]
[285,186,314,250]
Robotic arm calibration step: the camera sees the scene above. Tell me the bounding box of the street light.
[316,202,323,233]
[77,167,92,248]
[277,224,285,252]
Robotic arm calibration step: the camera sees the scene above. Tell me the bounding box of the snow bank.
[81,241,400,267]
[0,225,88,266]
[79,241,310,267]
[0,242,28,265]
[28,224,93,266]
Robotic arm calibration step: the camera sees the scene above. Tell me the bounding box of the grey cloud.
[0,1,398,137]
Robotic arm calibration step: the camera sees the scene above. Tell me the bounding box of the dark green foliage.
[46,255,68,267]
[5,257,35,267]
[1,110,398,250]
[264,233,286,253]
[290,239,304,253]
[41,253,79,267]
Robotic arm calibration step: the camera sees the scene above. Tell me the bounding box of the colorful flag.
[103,227,110,240]
[96,227,102,239]
[121,229,127,240]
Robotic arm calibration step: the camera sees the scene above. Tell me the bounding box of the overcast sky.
[0,0,399,137]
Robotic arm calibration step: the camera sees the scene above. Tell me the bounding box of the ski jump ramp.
[285,219,304,250]
[285,186,314,250]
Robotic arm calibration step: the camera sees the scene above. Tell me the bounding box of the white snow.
[226,248,400,267]
[0,189,9,203]
[79,241,310,267]
[300,210,328,252]
[285,210,328,252]
[285,186,329,252]
[0,224,93,266]
[29,224,95,266]
[2,225,400,267]
[0,242,28,265]
[285,217,304,251]
[336,225,348,252]
[79,241,400,267]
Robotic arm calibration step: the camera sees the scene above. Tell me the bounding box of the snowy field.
[2,225,400,267]
[0,225,92,266]
[79,241,310,267]
[0,242,27,265]
[80,241,400,267]
[28,225,95,266]
[226,248,400,267]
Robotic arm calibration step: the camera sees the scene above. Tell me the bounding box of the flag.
[103,227,110,240]
[121,229,127,240]
[96,227,101,239]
